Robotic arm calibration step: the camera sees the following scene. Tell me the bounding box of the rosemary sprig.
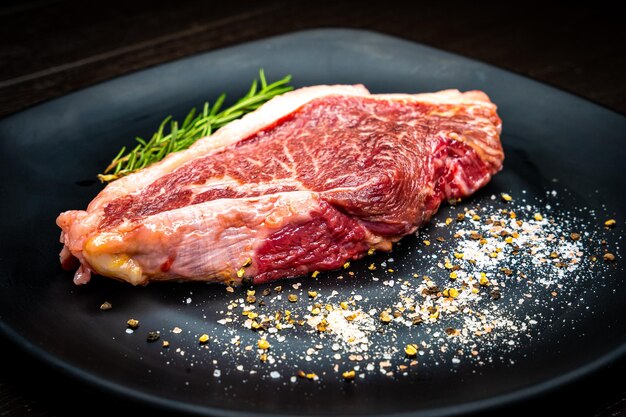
[98,70,294,182]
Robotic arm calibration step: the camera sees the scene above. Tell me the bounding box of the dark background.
[1,1,625,416]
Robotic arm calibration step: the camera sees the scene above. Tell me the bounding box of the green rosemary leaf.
[259,68,268,90]
[181,108,197,130]
[98,70,294,182]
[210,94,226,117]
[246,79,258,98]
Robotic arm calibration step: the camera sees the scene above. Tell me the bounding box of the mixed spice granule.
[146,331,160,342]
[120,189,620,384]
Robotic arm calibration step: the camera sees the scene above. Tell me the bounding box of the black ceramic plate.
[0,29,625,416]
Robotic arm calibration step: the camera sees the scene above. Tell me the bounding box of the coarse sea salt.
[144,190,619,384]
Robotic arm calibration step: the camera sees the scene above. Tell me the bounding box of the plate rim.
[4,320,626,417]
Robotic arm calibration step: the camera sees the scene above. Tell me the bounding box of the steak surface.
[57,85,503,285]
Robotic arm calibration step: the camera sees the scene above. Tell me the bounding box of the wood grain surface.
[1,1,624,416]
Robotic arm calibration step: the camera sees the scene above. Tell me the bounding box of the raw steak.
[57,85,503,286]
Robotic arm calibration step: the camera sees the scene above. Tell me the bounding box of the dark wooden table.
[1,1,625,416]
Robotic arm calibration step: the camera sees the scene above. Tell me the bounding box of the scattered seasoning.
[412,317,424,325]
[147,331,160,342]
[342,370,356,381]
[404,344,418,357]
[126,319,139,329]
[422,285,439,296]
[198,334,209,344]
[489,288,501,300]
[379,311,392,323]
[246,293,257,304]
[100,301,112,311]
[316,318,329,332]
[603,253,616,262]
[501,193,512,202]
[131,188,620,385]
[445,328,460,337]
[343,262,351,269]
[442,288,459,298]
[604,219,617,228]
